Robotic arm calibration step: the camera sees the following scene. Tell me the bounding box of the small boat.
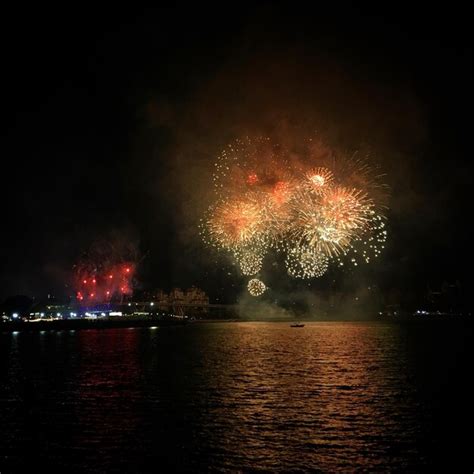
[290,322,305,328]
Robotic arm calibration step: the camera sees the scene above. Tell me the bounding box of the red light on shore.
[83,280,87,284]
[109,274,113,279]
[90,293,94,298]
[106,291,110,296]
[92,279,96,284]
[125,267,130,273]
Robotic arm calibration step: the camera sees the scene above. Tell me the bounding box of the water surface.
[1,322,472,472]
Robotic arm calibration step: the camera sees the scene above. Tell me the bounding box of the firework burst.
[248,278,267,296]
[286,243,329,279]
[234,247,265,276]
[304,167,334,195]
[206,197,265,250]
[202,136,389,289]
[73,238,138,304]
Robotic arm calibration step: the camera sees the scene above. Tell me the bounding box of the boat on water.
[290,322,305,328]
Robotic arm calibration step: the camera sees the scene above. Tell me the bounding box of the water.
[1,321,472,472]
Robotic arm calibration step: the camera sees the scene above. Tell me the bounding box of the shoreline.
[2,316,471,333]
[1,317,188,333]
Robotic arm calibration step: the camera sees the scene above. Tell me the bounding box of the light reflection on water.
[0,321,472,471]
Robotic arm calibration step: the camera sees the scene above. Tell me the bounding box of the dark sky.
[2,4,472,301]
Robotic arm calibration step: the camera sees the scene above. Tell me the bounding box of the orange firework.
[320,186,372,235]
[207,198,264,249]
[246,172,259,185]
[203,136,389,283]
[289,186,374,257]
[270,180,295,205]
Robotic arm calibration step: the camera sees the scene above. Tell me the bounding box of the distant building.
[169,288,185,305]
[138,287,210,315]
[153,289,169,310]
[185,286,209,306]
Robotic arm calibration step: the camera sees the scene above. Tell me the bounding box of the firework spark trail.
[202,137,389,296]
[75,263,136,304]
[73,238,139,304]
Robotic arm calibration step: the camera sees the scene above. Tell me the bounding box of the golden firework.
[247,278,267,296]
[202,137,389,288]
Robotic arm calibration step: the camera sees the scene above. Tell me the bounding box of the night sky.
[2,4,472,302]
